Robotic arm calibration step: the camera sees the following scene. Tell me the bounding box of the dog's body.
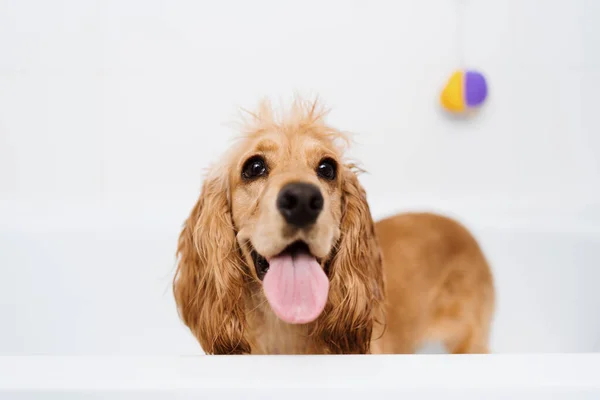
[372,213,494,354]
[174,99,494,354]
[237,213,494,354]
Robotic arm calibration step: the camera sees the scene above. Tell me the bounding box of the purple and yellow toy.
[440,70,488,114]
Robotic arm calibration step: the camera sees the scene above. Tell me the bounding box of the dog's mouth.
[251,241,318,281]
[251,248,270,281]
[249,240,330,324]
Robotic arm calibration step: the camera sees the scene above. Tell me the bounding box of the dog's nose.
[277,182,324,228]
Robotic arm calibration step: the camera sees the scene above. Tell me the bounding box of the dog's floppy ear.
[173,172,250,354]
[315,166,385,354]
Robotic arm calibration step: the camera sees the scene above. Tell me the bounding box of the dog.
[173,98,495,354]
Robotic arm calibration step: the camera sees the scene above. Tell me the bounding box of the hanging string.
[455,0,467,68]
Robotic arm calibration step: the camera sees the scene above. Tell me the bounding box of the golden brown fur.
[372,213,495,354]
[174,98,494,354]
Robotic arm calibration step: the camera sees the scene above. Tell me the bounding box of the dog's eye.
[242,156,267,180]
[317,158,337,181]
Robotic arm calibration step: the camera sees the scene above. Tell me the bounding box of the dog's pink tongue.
[263,251,329,324]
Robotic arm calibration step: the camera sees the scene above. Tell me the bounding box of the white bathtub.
[2,201,599,355]
[0,354,599,399]
[1,202,599,397]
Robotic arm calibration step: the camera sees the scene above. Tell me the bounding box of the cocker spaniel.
[174,98,495,355]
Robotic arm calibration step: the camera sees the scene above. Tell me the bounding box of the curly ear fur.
[173,175,250,354]
[314,167,385,354]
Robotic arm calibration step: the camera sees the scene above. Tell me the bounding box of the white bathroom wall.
[1,0,598,223]
[0,0,599,355]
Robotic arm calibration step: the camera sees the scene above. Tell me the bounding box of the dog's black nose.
[277,182,324,228]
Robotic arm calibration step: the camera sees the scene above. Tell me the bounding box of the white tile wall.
[1,0,598,217]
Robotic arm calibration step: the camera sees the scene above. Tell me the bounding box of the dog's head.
[174,99,384,354]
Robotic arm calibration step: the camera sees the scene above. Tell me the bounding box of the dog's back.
[371,212,495,354]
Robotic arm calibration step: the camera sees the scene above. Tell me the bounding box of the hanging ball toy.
[440,70,488,114]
